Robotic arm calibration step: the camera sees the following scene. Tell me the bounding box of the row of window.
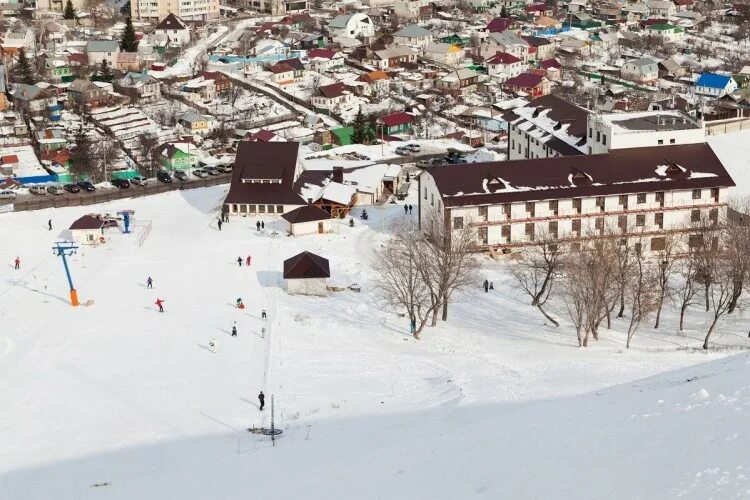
[231,204,284,214]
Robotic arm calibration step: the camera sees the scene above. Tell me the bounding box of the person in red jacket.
[246,255,252,267]
[14,257,20,270]
[155,298,165,312]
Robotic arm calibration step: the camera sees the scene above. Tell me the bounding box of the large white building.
[587,111,704,155]
[419,143,734,253]
[131,0,219,22]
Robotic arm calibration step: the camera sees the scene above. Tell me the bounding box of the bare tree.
[228,84,244,107]
[652,235,677,328]
[626,245,659,348]
[420,209,482,322]
[372,218,438,339]
[723,199,750,314]
[702,256,734,349]
[138,133,160,177]
[675,246,701,331]
[509,233,562,326]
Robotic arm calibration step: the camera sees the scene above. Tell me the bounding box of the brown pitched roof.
[156,13,187,30]
[283,251,330,279]
[69,215,104,230]
[224,141,306,206]
[317,82,347,98]
[281,204,331,224]
[503,94,590,143]
[425,143,735,208]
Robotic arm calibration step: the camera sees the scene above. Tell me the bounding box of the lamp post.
[52,241,80,306]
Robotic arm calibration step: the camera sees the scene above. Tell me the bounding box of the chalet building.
[311,82,352,111]
[366,46,418,69]
[435,68,484,96]
[502,72,550,98]
[418,144,734,253]
[504,94,590,160]
[224,141,306,216]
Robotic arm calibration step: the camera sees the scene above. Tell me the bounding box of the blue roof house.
[695,73,738,98]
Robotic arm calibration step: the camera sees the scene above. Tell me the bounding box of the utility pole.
[52,241,80,306]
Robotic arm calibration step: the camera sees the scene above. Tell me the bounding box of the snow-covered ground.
[1,185,749,499]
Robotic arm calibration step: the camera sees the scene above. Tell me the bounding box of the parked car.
[156,171,173,183]
[63,183,81,193]
[47,185,64,195]
[174,170,189,181]
[405,144,421,153]
[216,165,232,174]
[192,169,208,178]
[111,179,130,189]
[29,186,47,195]
[0,189,16,200]
[395,146,410,156]
[77,181,96,192]
[130,176,148,186]
[205,166,220,176]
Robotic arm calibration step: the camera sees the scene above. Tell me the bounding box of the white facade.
[419,170,728,253]
[487,59,523,82]
[286,219,333,235]
[286,277,327,296]
[155,27,191,46]
[587,112,705,155]
[131,0,219,21]
[394,0,430,18]
[328,13,375,39]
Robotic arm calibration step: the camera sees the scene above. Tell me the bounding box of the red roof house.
[486,17,513,33]
[502,72,551,98]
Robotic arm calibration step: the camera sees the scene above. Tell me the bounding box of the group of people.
[237,255,252,267]
[483,280,494,293]
[403,205,415,215]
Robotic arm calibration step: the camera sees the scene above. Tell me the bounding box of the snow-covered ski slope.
[1,185,749,499]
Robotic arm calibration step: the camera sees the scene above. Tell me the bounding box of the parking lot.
[11,172,232,212]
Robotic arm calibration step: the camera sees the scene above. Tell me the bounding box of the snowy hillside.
[1,186,749,499]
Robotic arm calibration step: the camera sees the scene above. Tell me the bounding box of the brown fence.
[12,175,231,212]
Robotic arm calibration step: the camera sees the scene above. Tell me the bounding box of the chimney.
[333,166,343,183]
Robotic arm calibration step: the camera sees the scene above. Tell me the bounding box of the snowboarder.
[218,219,222,231]
[404,205,408,214]
[256,221,261,231]
[261,221,265,230]
[231,321,237,337]
[209,338,217,353]
[155,298,165,312]
[237,256,242,267]
[48,219,52,231]
[258,391,265,411]
[246,255,252,267]
[489,282,494,291]
[483,279,489,293]
[236,298,245,309]
[261,309,267,320]
[14,257,20,270]
[146,277,153,289]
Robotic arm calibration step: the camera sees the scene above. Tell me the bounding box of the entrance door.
[318,222,324,233]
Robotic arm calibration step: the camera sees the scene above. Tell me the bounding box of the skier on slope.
[48,219,52,231]
[246,255,252,267]
[218,218,222,231]
[155,298,165,312]
[209,338,217,353]
[237,256,242,267]
[146,277,153,289]
[14,257,20,270]
[232,321,237,337]
[258,391,265,411]
[256,221,261,231]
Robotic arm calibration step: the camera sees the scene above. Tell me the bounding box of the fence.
[137,220,153,247]
[12,174,231,212]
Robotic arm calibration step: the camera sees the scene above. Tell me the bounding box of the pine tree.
[351,109,368,144]
[70,125,95,181]
[100,59,112,81]
[120,17,139,52]
[63,0,76,19]
[16,48,35,85]
[500,5,508,18]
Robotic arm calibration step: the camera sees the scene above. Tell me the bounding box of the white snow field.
[1,185,749,499]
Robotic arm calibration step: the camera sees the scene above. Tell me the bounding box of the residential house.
[658,57,686,78]
[526,3,553,16]
[486,52,524,82]
[436,68,483,96]
[647,0,676,17]
[115,52,141,72]
[394,0,432,19]
[246,129,283,142]
[0,28,35,58]
[355,70,390,96]
[115,70,161,102]
[307,48,344,73]
[200,71,232,94]
[621,57,659,83]
[180,111,210,134]
[43,57,73,83]
[539,58,562,81]
[68,79,109,109]
[647,23,685,42]
[695,73,738,98]
[481,31,530,62]
[11,84,57,115]
[157,142,200,170]
[86,40,121,66]
[673,0,693,10]
[486,17,513,33]
[567,0,589,12]
[181,76,215,101]
[522,35,555,62]
[311,82,352,111]
[423,42,464,66]
[622,2,650,21]
[377,112,414,135]
[154,13,191,46]
[418,144,734,252]
[367,47,418,69]
[393,24,433,49]
[327,13,375,40]
[502,73,550,98]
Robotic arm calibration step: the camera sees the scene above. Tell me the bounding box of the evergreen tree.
[70,125,96,181]
[16,48,35,85]
[500,5,508,17]
[351,109,368,144]
[99,59,112,81]
[63,0,76,19]
[120,17,139,52]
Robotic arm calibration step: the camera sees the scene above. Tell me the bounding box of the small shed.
[69,215,105,245]
[283,251,330,296]
[281,204,333,236]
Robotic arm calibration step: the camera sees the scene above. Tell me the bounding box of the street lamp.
[52,241,80,306]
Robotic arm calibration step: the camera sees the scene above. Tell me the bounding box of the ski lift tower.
[53,241,80,306]
[117,210,135,234]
